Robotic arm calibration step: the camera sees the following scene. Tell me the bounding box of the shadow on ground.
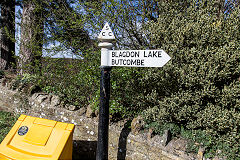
[72,120,132,160]
[117,120,131,160]
[73,140,97,160]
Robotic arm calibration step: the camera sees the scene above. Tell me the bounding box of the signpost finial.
[98,22,115,41]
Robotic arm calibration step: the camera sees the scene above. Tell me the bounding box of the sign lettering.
[102,50,171,67]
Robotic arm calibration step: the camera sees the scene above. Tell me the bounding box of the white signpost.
[96,22,171,160]
[103,50,171,67]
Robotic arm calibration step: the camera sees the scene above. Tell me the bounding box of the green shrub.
[40,51,100,107]
[0,111,18,143]
[142,1,240,159]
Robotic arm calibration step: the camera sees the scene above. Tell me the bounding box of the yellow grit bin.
[0,115,75,160]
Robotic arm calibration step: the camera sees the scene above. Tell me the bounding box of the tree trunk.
[0,0,15,70]
[19,1,43,75]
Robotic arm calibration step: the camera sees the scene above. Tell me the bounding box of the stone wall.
[0,78,197,160]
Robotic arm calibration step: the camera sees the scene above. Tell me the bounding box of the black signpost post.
[96,22,115,160]
[96,66,111,160]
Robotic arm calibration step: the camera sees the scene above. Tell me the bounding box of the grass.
[0,111,18,143]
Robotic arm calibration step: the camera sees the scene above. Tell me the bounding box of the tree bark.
[0,0,15,70]
[19,1,43,75]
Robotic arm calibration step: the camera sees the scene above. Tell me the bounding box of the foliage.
[0,0,15,70]
[40,52,100,107]
[0,111,18,143]
[141,1,240,159]
[42,0,91,54]
[0,70,5,79]
[19,73,39,84]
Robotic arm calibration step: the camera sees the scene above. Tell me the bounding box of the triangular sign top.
[98,22,115,40]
